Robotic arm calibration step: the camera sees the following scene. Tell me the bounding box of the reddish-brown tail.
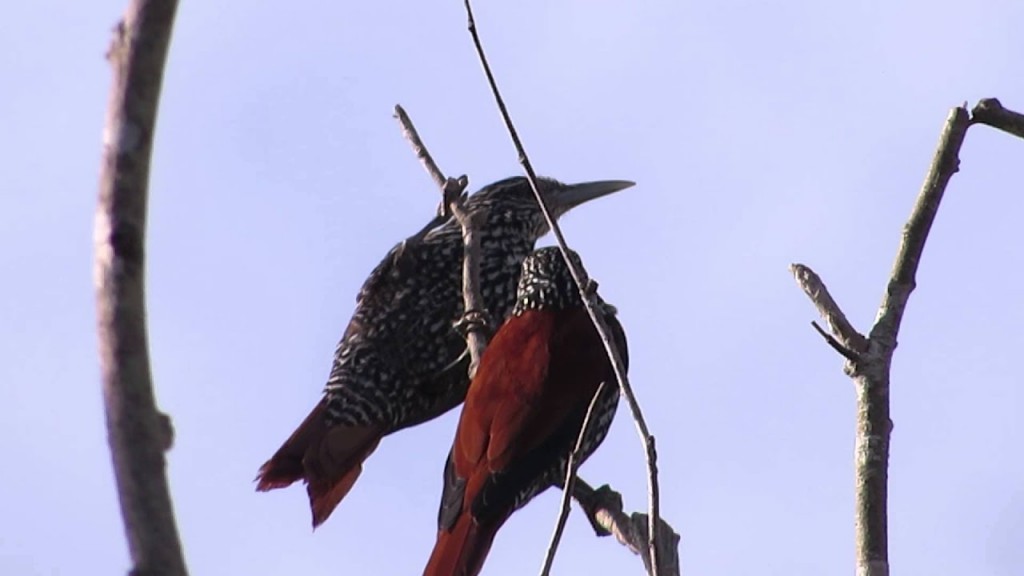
[423,512,505,576]
[255,397,384,528]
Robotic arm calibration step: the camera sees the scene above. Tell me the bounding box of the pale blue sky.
[2,0,1022,574]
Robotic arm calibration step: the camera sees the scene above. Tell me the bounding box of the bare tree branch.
[572,480,681,574]
[94,1,187,575]
[449,201,491,379]
[540,382,608,576]
[871,106,970,347]
[393,104,468,219]
[789,263,868,359]
[970,98,1024,140]
[808,320,861,363]
[394,104,447,190]
[393,105,488,375]
[790,100,1022,576]
[462,2,677,574]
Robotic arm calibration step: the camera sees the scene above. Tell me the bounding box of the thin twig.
[391,106,466,222]
[450,202,491,378]
[791,102,990,576]
[95,0,187,574]
[394,104,446,190]
[463,2,672,574]
[393,104,468,219]
[540,382,607,576]
[393,105,487,373]
[810,321,861,362]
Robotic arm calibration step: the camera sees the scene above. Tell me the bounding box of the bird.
[423,246,628,576]
[255,176,633,528]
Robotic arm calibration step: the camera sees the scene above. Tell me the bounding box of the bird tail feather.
[423,512,503,576]
[255,397,383,528]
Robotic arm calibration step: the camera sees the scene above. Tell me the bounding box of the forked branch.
[792,99,1022,576]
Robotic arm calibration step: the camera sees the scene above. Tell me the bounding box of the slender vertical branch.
[94,1,187,574]
[462,2,676,574]
[393,104,467,219]
[394,104,447,191]
[790,101,1022,576]
[450,202,491,378]
[871,107,970,345]
[540,382,607,576]
[858,106,969,576]
[393,105,487,373]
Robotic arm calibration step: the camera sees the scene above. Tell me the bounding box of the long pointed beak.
[549,179,635,214]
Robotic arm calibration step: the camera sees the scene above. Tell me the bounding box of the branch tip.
[393,102,449,191]
[970,98,1024,140]
[790,263,868,355]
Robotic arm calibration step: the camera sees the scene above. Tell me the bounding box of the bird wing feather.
[444,309,620,525]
